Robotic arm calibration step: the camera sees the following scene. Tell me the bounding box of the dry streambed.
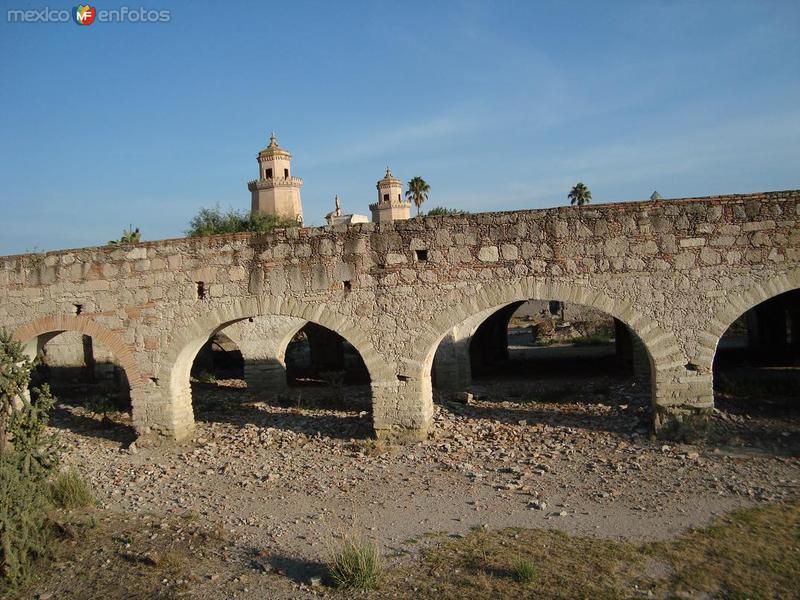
[23,377,800,598]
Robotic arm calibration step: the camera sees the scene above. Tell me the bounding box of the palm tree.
[568,182,591,206]
[405,176,430,217]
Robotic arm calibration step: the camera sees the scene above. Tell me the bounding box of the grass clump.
[571,333,614,346]
[352,438,392,457]
[50,468,95,509]
[510,557,537,583]
[328,537,382,590]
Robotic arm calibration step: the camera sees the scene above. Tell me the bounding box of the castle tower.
[369,167,411,223]
[248,132,304,224]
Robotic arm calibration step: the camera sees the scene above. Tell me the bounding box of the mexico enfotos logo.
[7,5,171,24]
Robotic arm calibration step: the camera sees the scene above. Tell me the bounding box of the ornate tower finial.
[334,194,341,216]
[269,131,277,146]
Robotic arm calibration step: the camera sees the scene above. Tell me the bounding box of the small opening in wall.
[265,168,273,179]
[415,249,428,262]
[685,362,699,372]
[383,193,389,202]
[248,317,254,323]
[284,168,289,178]
[149,377,159,385]
[397,374,410,382]
[343,280,352,293]
[73,304,83,315]
[196,281,206,300]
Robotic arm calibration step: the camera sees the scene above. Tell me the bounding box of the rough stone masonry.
[1,190,798,445]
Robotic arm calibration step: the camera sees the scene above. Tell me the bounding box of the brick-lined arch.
[695,269,800,370]
[12,314,145,388]
[152,297,394,441]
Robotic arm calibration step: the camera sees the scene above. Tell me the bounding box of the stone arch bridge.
[1,190,798,444]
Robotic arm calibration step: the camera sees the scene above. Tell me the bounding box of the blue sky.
[0,0,798,255]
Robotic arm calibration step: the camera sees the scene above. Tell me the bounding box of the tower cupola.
[248,132,304,224]
[369,167,411,223]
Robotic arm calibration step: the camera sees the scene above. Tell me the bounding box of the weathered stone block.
[478,246,499,262]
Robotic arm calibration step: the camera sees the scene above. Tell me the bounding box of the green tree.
[186,206,296,237]
[405,177,430,217]
[568,182,592,206]
[107,226,140,245]
[427,206,467,216]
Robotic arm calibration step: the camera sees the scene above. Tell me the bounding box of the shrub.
[0,329,60,586]
[195,370,216,384]
[0,329,58,479]
[511,557,537,583]
[427,206,467,216]
[328,537,382,589]
[0,456,53,585]
[0,328,35,454]
[107,226,141,245]
[50,468,95,509]
[6,386,58,479]
[186,205,297,237]
[83,395,118,421]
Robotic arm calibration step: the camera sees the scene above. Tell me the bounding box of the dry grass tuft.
[328,536,382,590]
[50,468,95,509]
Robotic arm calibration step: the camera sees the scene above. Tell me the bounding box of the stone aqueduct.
[1,190,799,444]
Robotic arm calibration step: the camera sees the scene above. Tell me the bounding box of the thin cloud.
[302,114,475,167]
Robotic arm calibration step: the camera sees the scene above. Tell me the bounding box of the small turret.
[369,167,411,223]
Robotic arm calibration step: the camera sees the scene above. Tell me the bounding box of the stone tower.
[369,167,411,223]
[248,132,304,224]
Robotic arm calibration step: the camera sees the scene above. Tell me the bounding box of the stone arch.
[221,315,306,393]
[222,317,305,364]
[696,269,800,370]
[398,279,686,434]
[154,298,392,441]
[12,314,145,389]
[416,279,684,380]
[382,277,687,439]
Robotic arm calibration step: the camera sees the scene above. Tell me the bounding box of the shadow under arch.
[707,274,800,452]
[698,269,800,370]
[156,299,390,439]
[416,279,684,403]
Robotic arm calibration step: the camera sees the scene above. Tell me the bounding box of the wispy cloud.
[302,113,476,168]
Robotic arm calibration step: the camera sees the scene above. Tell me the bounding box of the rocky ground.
[46,369,800,598]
